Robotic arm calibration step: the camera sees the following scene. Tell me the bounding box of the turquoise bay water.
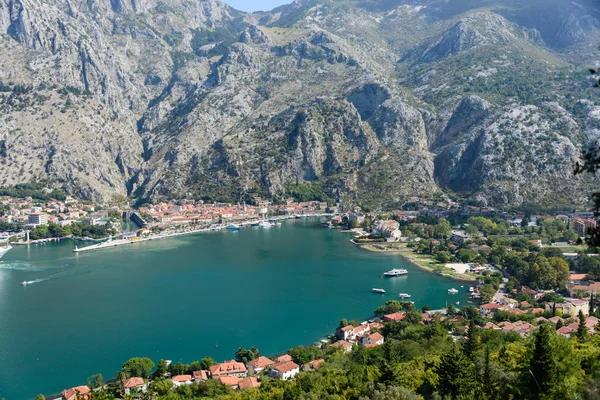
[0,219,469,399]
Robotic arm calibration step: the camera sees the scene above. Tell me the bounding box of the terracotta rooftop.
[238,376,261,389]
[172,375,192,382]
[271,361,299,373]
[123,377,144,388]
[248,356,275,369]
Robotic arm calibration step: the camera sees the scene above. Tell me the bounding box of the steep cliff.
[0,0,598,208]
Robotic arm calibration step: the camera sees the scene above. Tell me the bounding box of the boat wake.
[21,268,91,286]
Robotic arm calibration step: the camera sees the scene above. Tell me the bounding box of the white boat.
[448,288,459,294]
[21,281,28,286]
[259,221,272,229]
[0,243,12,259]
[226,224,241,230]
[398,293,411,299]
[372,288,386,294]
[383,268,408,277]
[469,287,475,293]
[456,301,460,305]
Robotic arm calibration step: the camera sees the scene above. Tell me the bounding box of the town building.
[122,377,147,395]
[238,376,261,390]
[28,212,48,226]
[247,356,275,375]
[210,360,248,378]
[61,386,90,400]
[269,361,300,380]
[171,375,193,386]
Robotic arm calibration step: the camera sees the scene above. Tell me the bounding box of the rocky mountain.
[0,0,598,209]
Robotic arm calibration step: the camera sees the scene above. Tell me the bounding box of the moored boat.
[448,288,459,294]
[259,221,272,228]
[226,224,241,230]
[398,293,411,299]
[372,288,386,294]
[469,287,475,292]
[383,268,408,277]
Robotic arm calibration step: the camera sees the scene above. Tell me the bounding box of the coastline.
[357,243,477,283]
[73,214,333,253]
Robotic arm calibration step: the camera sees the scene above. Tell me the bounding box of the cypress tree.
[529,324,557,399]
[590,293,595,316]
[436,344,476,399]
[576,310,588,342]
[463,319,481,359]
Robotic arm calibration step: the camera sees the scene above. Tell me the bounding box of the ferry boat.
[226,224,241,230]
[383,268,408,277]
[448,288,459,294]
[259,221,272,229]
[372,288,386,294]
[398,293,411,299]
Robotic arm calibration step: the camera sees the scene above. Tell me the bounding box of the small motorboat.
[398,293,412,299]
[226,224,241,230]
[21,281,28,286]
[456,301,460,305]
[469,287,475,292]
[448,288,459,294]
[372,288,386,294]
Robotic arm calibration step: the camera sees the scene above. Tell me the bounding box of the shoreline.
[357,243,477,283]
[73,214,334,253]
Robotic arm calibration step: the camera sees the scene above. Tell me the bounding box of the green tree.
[528,324,557,398]
[576,310,588,342]
[34,395,45,400]
[121,357,155,378]
[150,378,173,396]
[374,300,403,317]
[436,344,477,399]
[156,359,168,376]
[463,320,481,359]
[235,347,260,363]
[349,219,360,229]
[436,250,452,263]
[200,356,215,370]
[433,218,452,238]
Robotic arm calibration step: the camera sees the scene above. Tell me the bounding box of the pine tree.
[463,319,481,359]
[576,310,588,342]
[529,324,557,399]
[436,344,477,399]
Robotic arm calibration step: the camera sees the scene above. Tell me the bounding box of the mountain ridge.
[0,0,598,208]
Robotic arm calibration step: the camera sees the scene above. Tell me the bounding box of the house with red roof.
[303,359,325,371]
[332,340,353,353]
[193,370,209,382]
[247,356,275,375]
[383,312,406,322]
[218,376,240,389]
[557,326,575,338]
[210,360,247,378]
[62,385,90,400]
[479,303,501,316]
[238,376,261,390]
[275,354,293,363]
[269,361,300,380]
[336,325,356,341]
[122,377,146,395]
[361,332,384,347]
[172,375,193,386]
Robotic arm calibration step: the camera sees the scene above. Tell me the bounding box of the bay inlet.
[0,219,469,399]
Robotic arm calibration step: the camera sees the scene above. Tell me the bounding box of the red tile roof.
[238,376,261,389]
[332,340,352,350]
[383,311,406,321]
[369,332,384,342]
[248,356,275,370]
[172,375,192,382]
[271,361,299,373]
[275,354,292,363]
[123,377,145,388]
[218,376,240,387]
[570,274,587,280]
[210,360,247,377]
[62,386,90,400]
[193,370,209,381]
[306,359,325,370]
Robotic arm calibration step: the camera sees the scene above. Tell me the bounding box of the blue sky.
[223,0,293,12]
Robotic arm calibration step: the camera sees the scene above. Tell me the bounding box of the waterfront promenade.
[73,214,334,253]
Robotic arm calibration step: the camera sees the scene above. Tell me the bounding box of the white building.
[28,213,48,226]
[269,361,300,380]
[371,220,402,242]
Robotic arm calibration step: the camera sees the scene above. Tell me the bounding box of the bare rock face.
[0,0,598,208]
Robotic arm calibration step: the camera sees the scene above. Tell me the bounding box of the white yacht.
[226,224,241,230]
[21,281,28,286]
[372,288,386,294]
[259,221,272,228]
[448,288,459,294]
[398,293,411,299]
[383,268,408,277]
